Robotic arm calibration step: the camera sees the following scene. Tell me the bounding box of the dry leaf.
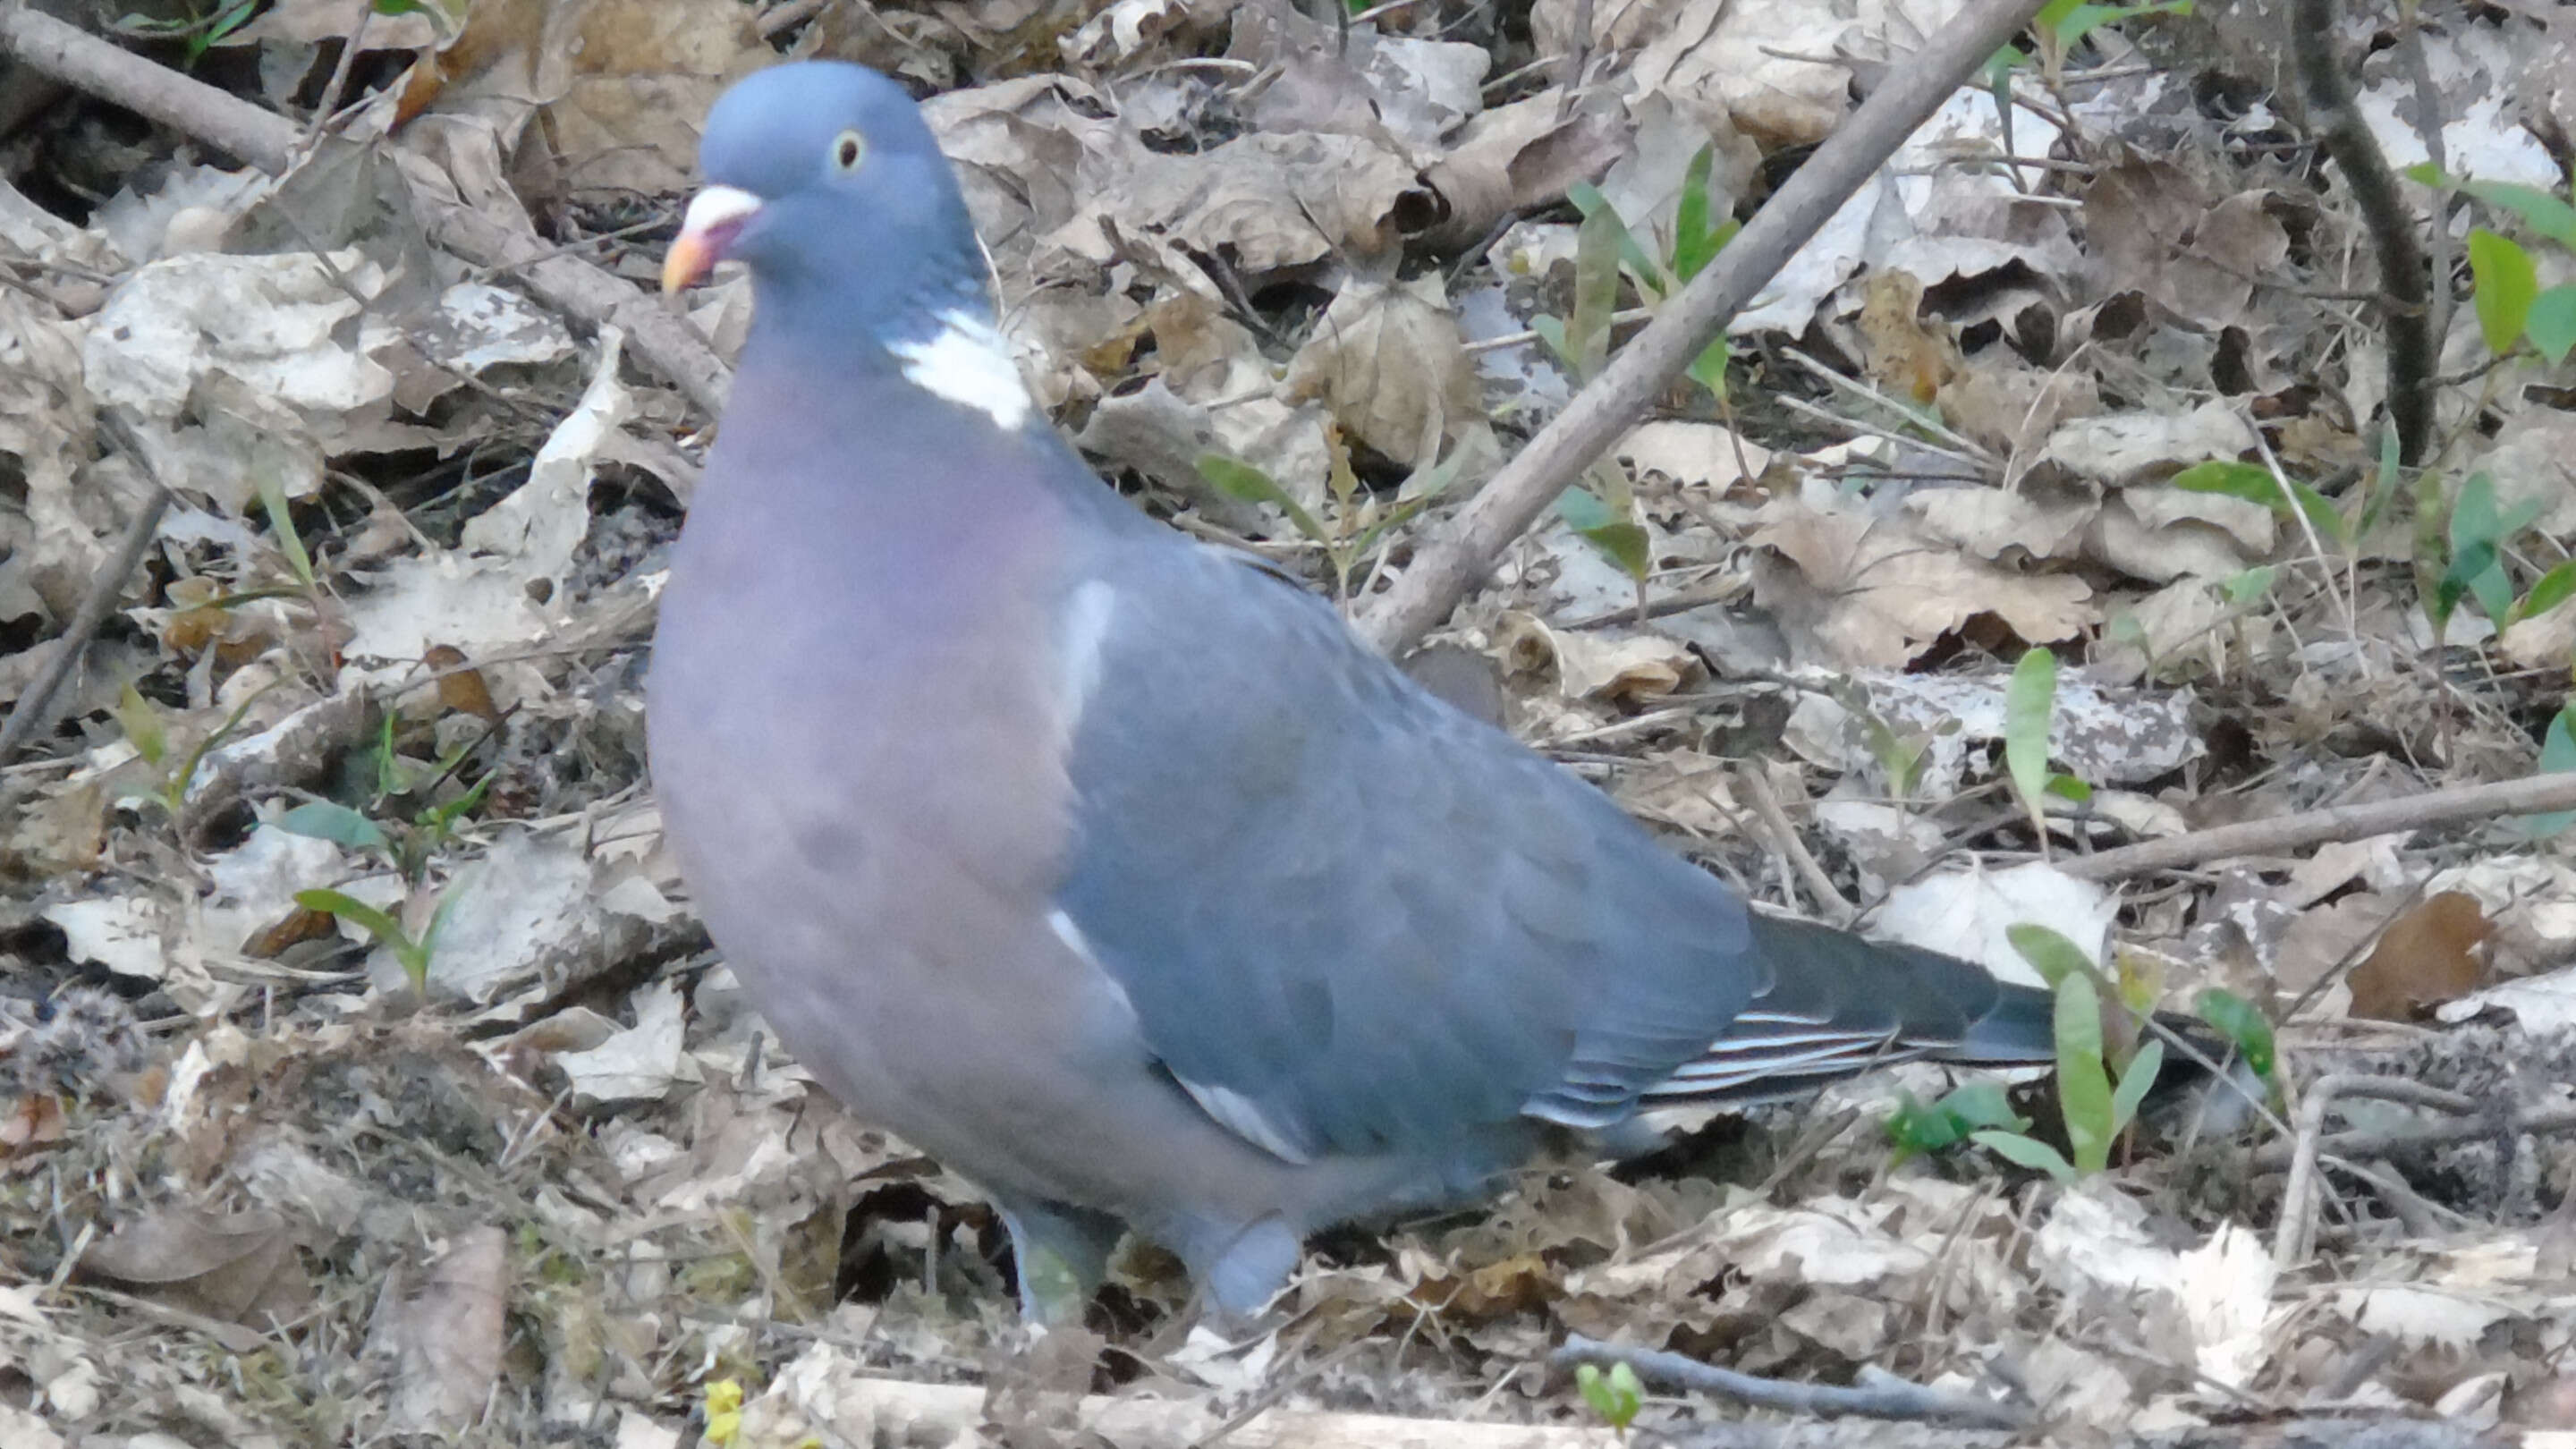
[2349,891,2494,1021]
[80,1206,313,1328]
[1283,273,1479,468]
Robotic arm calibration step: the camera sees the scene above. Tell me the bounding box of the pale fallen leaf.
[369,1226,508,1434]
[1875,860,2113,987]
[462,330,631,597]
[1750,504,2095,666]
[83,250,395,424]
[553,979,694,1105]
[1283,273,1479,469]
[81,1205,313,1329]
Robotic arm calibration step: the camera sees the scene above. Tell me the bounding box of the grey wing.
[1051,539,1767,1163]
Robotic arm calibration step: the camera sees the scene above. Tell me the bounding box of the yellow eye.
[830,130,866,173]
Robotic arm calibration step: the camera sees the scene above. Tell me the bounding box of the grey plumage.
[651,61,2066,1319]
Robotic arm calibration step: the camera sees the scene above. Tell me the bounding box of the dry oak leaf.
[1750,510,2095,666]
[2349,890,2494,1021]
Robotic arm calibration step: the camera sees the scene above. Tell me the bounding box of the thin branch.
[2055,769,2576,881]
[0,417,171,762]
[2271,1074,2475,1267]
[1553,1335,2032,1429]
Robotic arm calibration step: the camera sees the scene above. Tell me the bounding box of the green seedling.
[1886,1079,2028,1165]
[116,681,278,824]
[2528,702,2576,840]
[1575,1361,1644,1436]
[2191,986,2279,1096]
[2004,648,2091,854]
[294,884,460,996]
[1194,434,1465,603]
[2410,168,2576,365]
[1938,925,2162,1182]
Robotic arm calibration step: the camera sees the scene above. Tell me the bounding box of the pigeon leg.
[996,1199,1123,1325]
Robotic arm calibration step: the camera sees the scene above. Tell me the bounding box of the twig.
[756,0,826,38]
[0,416,171,763]
[2271,1075,2474,1267]
[1778,348,1996,466]
[2255,1104,2576,1173]
[2290,0,2430,464]
[1355,0,2053,655]
[2054,768,2576,881]
[0,8,731,415]
[1552,1335,2031,1429]
[301,0,371,149]
[1738,767,1856,925]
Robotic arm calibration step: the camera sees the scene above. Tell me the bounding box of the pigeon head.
[665,63,991,358]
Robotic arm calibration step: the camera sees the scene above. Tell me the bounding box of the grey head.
[663,61,990,360]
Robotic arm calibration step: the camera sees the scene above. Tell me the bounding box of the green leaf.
[2423,173,2576,250]
[1556,487,1651,581]
[1970,1128,2077,1182]
[1565,196,1624,379]
[2193,987,2275,1081]
[1567,183,1664,297]
[2527,284,2576,366]
[1939,1079,2028,1133]
[2512,561,2576,625]
[2045,772,2093,804]
[2004,647,2058,828]
[116,682,167,767]
[1854,708,1927,799]
[2221,564,2277,606]
[2048,0,2177,48]
[2528,703,2576,840]
[1575,1362,1642,1430]
[2170,460,2346,544]
[1887,1080,2029,1158]
[2006,922,2094,991]
[1195,453,1328,546]
[2109,1038,2164,1134]
[2053,971,2114,1175]
[295,888,411,955]
[276,801,390,852]
[2468,228,2540,356]
[1673,145,1724,284]
[2442,471,2521,623]
[1686,335,1731,403]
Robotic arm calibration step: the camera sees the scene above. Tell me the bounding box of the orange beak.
[664,185,764,293]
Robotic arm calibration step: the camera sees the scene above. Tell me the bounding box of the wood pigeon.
[650,61,2067,1320]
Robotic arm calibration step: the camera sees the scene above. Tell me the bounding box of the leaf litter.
[3,0,2576,1444]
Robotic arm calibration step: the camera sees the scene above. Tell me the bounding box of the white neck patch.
[888,311,1033,430]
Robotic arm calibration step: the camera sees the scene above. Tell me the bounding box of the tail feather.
[1631,913,2229,1113]
[1635,916,2064,1107]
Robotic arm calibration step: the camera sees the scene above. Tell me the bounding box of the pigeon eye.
[830,130,866,173]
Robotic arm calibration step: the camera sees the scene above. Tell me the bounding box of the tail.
[1637,915,2220,1108]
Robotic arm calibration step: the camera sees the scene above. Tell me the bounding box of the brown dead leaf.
[400,0,763,199]
[1053,131,1434,280]
[1422,94,1629,250]
[80,1205,314,1327]
[1855,270,1960,405]
[1409,1252,1556,1322]
[242,904,341,960]
[1750,507,2096,666]
[0,1093,66,1156]
[1283,274,1479,469]
[2350,891,2495,1021]
[425,643,503,723]
[369,1226,508,1435]
[1535,0,1850,148]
